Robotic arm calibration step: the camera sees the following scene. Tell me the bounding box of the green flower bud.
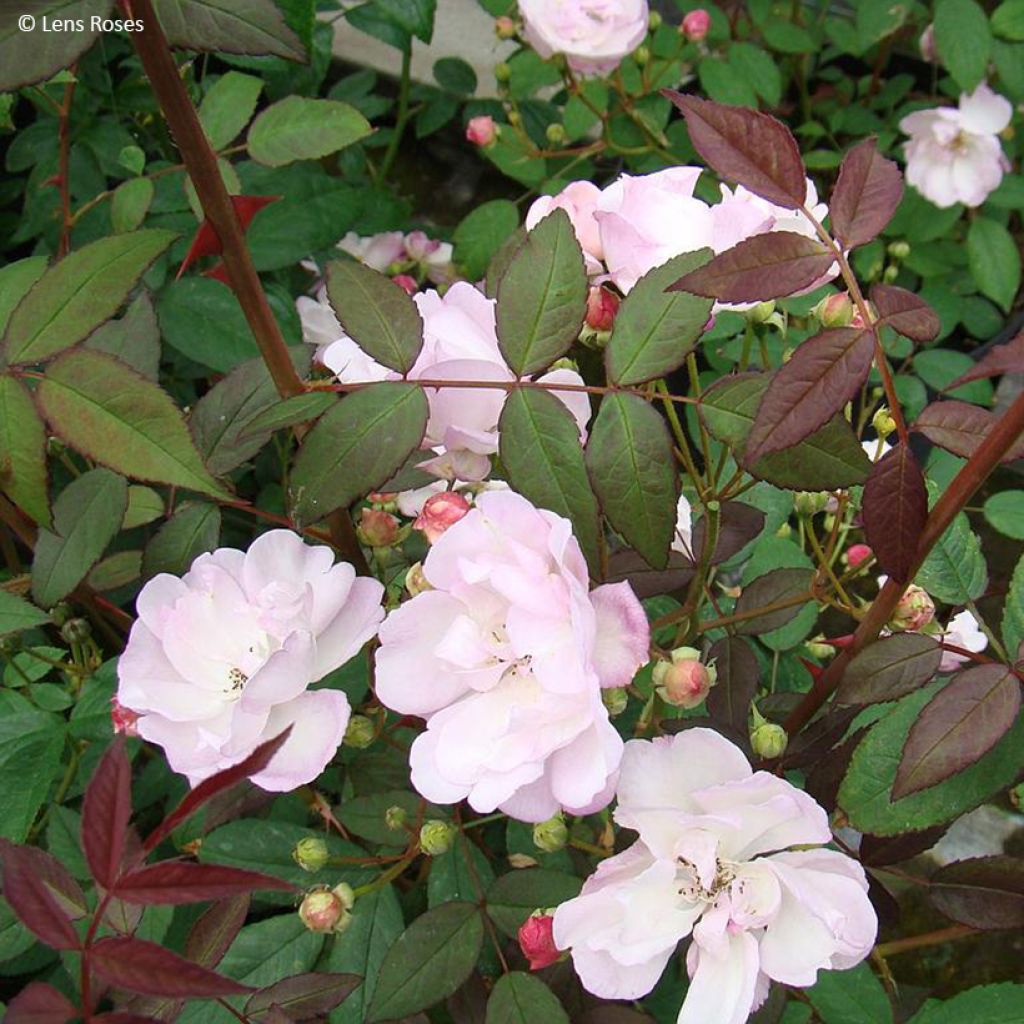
[344,714,375,749]
[419,819,457,856]
[385,805,409,831]
[793,491,829,517]
[635,45,650,66]
[648,10,662,30]
[751,721,788,759]
[494,61,511,83]
[405,562,432,597]
[532,814,568,853]
[872,406,897,439]
[61,618,92,644]
[292,837,330,873]
[545,123,567,145]
[805,636,834,660]
[882,264,899,283]
[747,300,776,324]
[887,240,911,260]
[602,687,628,717]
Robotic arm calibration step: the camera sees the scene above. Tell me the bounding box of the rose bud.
[392,273,418,295]
[845,543,873,568]
[532,814,568,853]
[357,507,400,549]
[919,23,937,62]
[681,9,711,41]
[585,286,620,332]
[890,585,936,632]
[415,492,471,543]
[344,714,376,749]
[299,883,354,934]
[293,837,330,873]
[751,720,788,759]
[405,561,432,596]
[814,291,854,328]
[653,646,717,709]
[495,14,516,39]
[518,911,561,970]
[420,819,458,856]
[465,115,498,147]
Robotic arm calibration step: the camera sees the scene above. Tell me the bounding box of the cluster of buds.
[750,705,788,759]
[653,647,717,709]
[532,814,568,853]
[415,491,471,544]
[298,882,355,934]
[793,490,830,518]
[889,584,936,632]
[518,910,561,970]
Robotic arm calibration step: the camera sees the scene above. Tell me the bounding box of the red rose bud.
[466,115,498,147]
[681,8,710,40]
[846,543,872,568]
[415,492,471,543]
[518,911,560,970]
[358,507,400,548]
[585,286,620,332]
[392,273,418,295]
[111,697,140,737]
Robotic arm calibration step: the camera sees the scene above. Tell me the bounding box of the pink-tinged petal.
[549,715,623,811]
[680,930,761,1024]
[135,574,189,639]
[249,689,351,791]
[408,726,473,805]
[242,529,335,600]
[534,368,592,441]
[589,581,650,688]
[498,773,561,823]
[239,630,315,712]
[958,83,1013,135]
[312,576,384,678]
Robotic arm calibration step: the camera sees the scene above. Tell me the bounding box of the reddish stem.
[57,72,77,258]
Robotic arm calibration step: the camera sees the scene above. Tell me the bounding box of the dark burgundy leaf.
[783,706,859,770]
[93,1015,169,1023]
[245,972,361,1020]
[928,855,1024,930]
[4,981,78,1023]
[0,841,84,950]
[143,727,291,854]
[260,1009,293,1024]
[870,284,940,343]
[745,327,874,460]
[804,726,868,810]
[82,738,133,888]
[603,549,694,598]
[185,894,251,967]
[691,502,766,565]
[862,443,928,583]
[446,972,488,1024]
[734,568,813,635]
[830,138,903,249]
[913,400,1024,462]
[705,637,759,740]
[670,232,834,303]
[867,873,902,932]
[663,92,807,208]
[117,861,295,904]
[836,633,943,705]
[91,936,253,997]
[946,331,1024,389]
[892,665,1022,799]
[859,827,947,867]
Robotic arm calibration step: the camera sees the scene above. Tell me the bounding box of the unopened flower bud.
[602,686,628,717]
[532,814,568,853]
[889,585,935,632]
[368,490,399,506]
[845,543,873,568]
[405,561,432,596]
[814,292,854,328]
[585,286,620,332]
[415,491,471,543]
[494,15,516,39]
[794,491,829,517]
[919,23,937,63]
[508,852,539,868]
[805,636,834,660]
[110,697,140,737]
[751,720,788,759]
[518,911,561,970]
[545,123,567,145]
[420,819,457,856]
[747,300,776,324]
[466,115,499,147]
[887,241,911,261]
[494,62,511,84]
[392,273,418,296]
[872,407,897,439]
[61,617,92,644]
[681,8,711,40]
[653,646,716,709]
[634,44,650,66]
[357,507,400,548]
[293,837,330,873]
[882,264,899,283]
[385,805,409,831]
[344,714,375,749]
[299,886,352,934]
[648,10,662,30]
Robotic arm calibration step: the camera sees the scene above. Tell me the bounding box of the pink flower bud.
[890,585,936,633]
[466,115,498,147]
[404,231,441,261]
[816,292,855,328]
[415,492,471,543]
[518,912,560,970]
[495,15,516,39]
[368,491,399,505]
[299,889,347,933]
[846,543,872,568]
[358,507,400,548]
[392,273,418,295]
[585,286,620,332]
[111,697,140,737]
[681,8,710,41]
[654,653,714,709]
[919,23,937,63]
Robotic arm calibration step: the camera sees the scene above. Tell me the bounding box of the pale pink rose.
[117,530,384,791]
[519,912,561,969]
[337,230,407,272]
[596,167,715,293]
[681,8,710,40]
[415,491,471,542]
[526,181,606,273]
[939,609,988,672]
[466,115,498,146]
[553,730,876,1022]
[518,0,649,76]
[900,83,1013,208]
[374,491,650,821]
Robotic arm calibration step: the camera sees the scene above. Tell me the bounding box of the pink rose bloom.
[526,181,606,273]
[415,491,471,542]
[518,0,649,76]
[466,115,498,147]
[939,609,988,673]
[596,167,716,293]
[519,912,561,970]
[553,730,876,1023]
[337,230,407,272]
[117,531,384,791]
[900,83,1013,208]
[374,491,650,821]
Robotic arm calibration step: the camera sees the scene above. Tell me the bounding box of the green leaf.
[152,0,306,61]
[200,71,264,150]
[916,483,987,604]
[993,0,1024,39]
[0,710,65,841]
[427,833,496,907]
[142,502,222,579]
[0,590,49,638]
[485,869,582,936]
[38,349,229,498]
[763,17,816,51]
[934,0,992,91]
[0,255,47,336]
[856,0,909,45]
[85,291,161,380]
[365,902,484,1022]
[0,374,51,527]
[242,392,338,437]
[605,251,714,386]
[909,983,1024,1024]
[123,485,165,529]
[1003,553,1024,657]
[495,208,588,375]
[967,217,1020,314]
[983,491,1024,539]
[248,97,371,167]
[806,963,893,1024]
[31,468,128,608]
[586,393,677,569]
[486,972,569,1024]
[434,56,477,93]
[499,388,601,574]
[700,57,758,106]
[290,382,428,524]
[110,178,154,233]
[88,550,143,591]
[838,681,1024,834]
[728,42,782,106]
[453,200,521,282]
[1,230,176,365]
[325,260,423,374]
